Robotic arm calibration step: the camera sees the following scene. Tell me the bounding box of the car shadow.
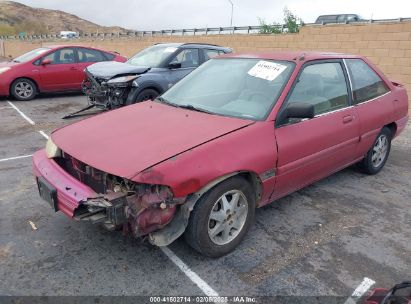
[0,92,85,102]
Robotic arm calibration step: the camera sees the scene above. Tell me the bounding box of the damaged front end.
[82,71,139,110]
[55,152,186,240]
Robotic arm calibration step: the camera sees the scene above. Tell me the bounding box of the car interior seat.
[239,75,272,103]
[220,75,275,119]
[79,53,88,62]
[63,52,74,63]
[181,51,196,68]
[289,73,330,114]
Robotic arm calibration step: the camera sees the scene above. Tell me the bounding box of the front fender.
[132,74,168,93]
[127,78,166,104]
[148,172,240,247]
[131,121,277,201]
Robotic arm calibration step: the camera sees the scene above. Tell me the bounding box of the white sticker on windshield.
[164,47,178,53]
[248,60,287,81]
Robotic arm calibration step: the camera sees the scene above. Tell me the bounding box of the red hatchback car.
[33,52,409,257]
[0,45,126,100]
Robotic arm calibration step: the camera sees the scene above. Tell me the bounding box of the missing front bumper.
[73,192,127,230]
[73,190,182,237]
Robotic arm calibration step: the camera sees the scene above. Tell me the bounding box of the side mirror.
[168,62,181,69]
[285,103,315,119]
[276,102,315,126]
[41,59,52,65]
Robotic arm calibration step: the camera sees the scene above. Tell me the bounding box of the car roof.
[154,42,231,52]
[181,43,231,51]
[317,14,359,17]
[220,51,363,61]
[44,45,110,52]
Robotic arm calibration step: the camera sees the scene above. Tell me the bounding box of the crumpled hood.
[52,101,254,179]
[86,61,150,79]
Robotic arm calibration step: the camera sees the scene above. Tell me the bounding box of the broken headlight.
[107,75,138,85]
[45,137,61,159]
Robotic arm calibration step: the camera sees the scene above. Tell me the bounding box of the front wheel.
[358,127,392,175]
[11,78,37,101]
[134,88,159,103]
[184,177,255,258]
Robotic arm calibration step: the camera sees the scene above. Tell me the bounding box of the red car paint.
[32,51,409,240]
[365,282,411,304]
[0,45,126,97]
[33,150,97,218]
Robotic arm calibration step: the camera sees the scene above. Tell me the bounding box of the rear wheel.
[358,127,392,175]
[184,177,255,257]
[134,88,159,103]
[11,78,37,101]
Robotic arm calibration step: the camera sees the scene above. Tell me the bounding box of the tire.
[133,88,159,103]
[184,176,255,258]
[358,127,392,175]
[11,78,37,101]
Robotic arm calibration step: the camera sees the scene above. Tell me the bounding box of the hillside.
[0,1,128,35]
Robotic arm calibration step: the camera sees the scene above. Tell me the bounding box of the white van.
[60,31,79,39]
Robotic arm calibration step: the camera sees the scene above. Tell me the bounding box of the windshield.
[127,44,179,67]
[13,47,51,63]
[161,58,295,120]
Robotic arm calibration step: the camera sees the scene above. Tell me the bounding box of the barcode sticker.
[248,60,287,81]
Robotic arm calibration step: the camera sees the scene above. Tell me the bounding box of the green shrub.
[258,18,283,34]
[259,7,304,34]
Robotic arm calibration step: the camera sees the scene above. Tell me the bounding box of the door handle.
[343,115,354,123]
[70,67,78,70]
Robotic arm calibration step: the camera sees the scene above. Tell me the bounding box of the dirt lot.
[0,94,410,302]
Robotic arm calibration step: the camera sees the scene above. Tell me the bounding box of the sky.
[13,0,411,31]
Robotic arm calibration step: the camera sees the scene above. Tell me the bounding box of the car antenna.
[299,53,305,61]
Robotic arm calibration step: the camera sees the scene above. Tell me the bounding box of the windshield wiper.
[155,96,175,106]
[155,98,214,115]
[177,104,214,115]
[155,96,166,103]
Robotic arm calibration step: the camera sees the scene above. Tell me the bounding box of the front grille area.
[55,152,107,194]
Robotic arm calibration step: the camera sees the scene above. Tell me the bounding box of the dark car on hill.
[82,43,232,109]
[315,14,363,24]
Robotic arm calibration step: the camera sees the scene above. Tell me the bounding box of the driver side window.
[288,62,349,116]
[170,49,200,68]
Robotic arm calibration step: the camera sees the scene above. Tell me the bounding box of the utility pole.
[227,0,234,33]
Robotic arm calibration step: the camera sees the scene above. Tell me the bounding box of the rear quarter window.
[345,59,390,104]
[77,48,106,62]
[204,49,220,60]
[103,52,116,61]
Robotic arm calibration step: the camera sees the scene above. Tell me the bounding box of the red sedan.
[0,45,126,100]
[33,52,409,257]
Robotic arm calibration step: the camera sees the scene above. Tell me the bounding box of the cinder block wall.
[2,21,411,107]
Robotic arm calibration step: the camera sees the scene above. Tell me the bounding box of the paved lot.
[0,94,410,301]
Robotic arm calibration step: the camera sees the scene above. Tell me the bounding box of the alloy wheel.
[15,81,34,99]
[371,134,389,168]
[207,189,248,246]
